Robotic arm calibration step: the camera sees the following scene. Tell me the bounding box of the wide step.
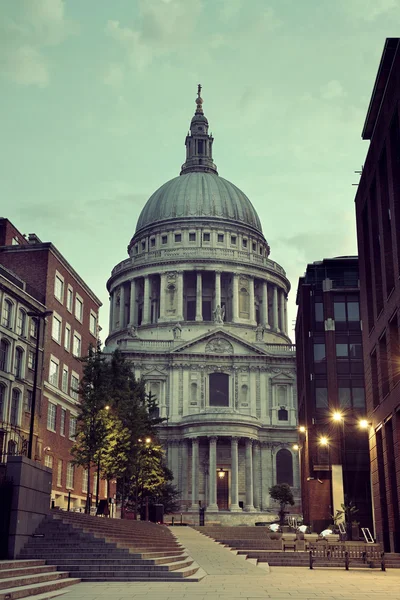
[0,577,81,600]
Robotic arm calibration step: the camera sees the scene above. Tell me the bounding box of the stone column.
[119,284,125,330]
[262,281,269,328]
[293,448,300,490]
[261,442,272,510]
[253,442,261,510]
[109,293,113,334]
[129,279,136,325]
[177,272,184,321]
[196,272,203,321]
[181,440,189,509]
[272,285,279,331]
[230,437,241,511]
[215,271,221,310]
[249,276,256,323]
[279,290,285,333]
[284,296,288,335]
[190,438,199,511]
[142,276,150,325]
[159,273,166,321]
[232,274,239,322]
[207,437,218,511]
[244,439,255,511]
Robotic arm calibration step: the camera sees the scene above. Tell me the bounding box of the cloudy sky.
[1,0,399,340]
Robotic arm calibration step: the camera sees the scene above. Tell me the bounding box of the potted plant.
[351,520,360,541]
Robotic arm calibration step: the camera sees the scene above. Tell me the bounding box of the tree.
[269,483,295,526]
[331,499,359,540]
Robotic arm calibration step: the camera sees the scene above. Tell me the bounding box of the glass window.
[10,389,20,425]
[47,403,57,431]
[67,287,73,312]
[54,275,64,302]
[49,359,59,386]
[75,297,83,322]
[82,469,88,493]
[0,339,9,372]
[338,387,351,408]
[150,238,155,247]
[349,343,362,359]
[17,309,26,336]
[25,390,32,412]
[57,460,63,486]
[44,454,53,469]
[73,334,81,357]
[334,301,346,321]
[203,232,210,242]
[336,343,348,357]
[161,235,167,244]
[141,241,146,251]
[90,313,97,336]
[2,300,12,328]
[52,315,62,343]
[60,408,66,435]
[64,325,71,351]
[315,302,324,322]
[231,235,237,245]
[71,375,79,400]
[28,350,35,370]
[347,301,360,321]
[218,234,224,243]
[14,348,24,379]
[69,416,77,439]
[209,373,229,406]
[242,239,248,248]
[66,462,74,489]
[174,233,181,242]
[0,385,4,419]
[62,367,68,393]
[315,387,328,408]
[313,343,326,361]
[278,408,288,421]
[189,232,196,242]
[30,317,38,338]
[252,242,256,251]
[353,387,366,409]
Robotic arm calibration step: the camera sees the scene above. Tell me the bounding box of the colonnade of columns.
[109,270,288,334]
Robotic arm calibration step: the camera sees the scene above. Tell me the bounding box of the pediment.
[270,371,295,383]
[170,328,270,357]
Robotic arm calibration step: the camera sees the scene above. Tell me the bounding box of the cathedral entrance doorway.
[217,469,229,510]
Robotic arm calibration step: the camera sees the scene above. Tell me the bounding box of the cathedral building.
[105,87,299,522]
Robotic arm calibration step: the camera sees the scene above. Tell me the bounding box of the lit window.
[47,403,57,431]
[203,232,210,242]
[73,333,81,357]
[16,309,26,336]
[2,299,12,328]
[49,359,59,386]
[54,274,64,302]
[64,324,71,351]
[28,350,35,370]
[60,408,66,436]
[90,312,97,336]
[69,415,77,439]
[75,297,83,322]
[62,367,68,393]
[67,287,73,312]
[82,469,88,493]
[57,460,63,487]
[10,388,20,425]
[44,454,53,469]
[93,474,98,496]
[14,347,24,379]
[66,462,74,489]
[71,375,79,400]
[52,315,62,343]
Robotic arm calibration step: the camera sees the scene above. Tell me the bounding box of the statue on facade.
[127,325,138,338]
[173,322,182,340]
[256,324,265,342]
[213,304,225,324]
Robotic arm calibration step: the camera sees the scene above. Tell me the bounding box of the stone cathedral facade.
[105,87,300,522]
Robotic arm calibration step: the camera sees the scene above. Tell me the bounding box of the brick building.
[0,218,103,510]
[296,257,372,534]
[354,38,400,552]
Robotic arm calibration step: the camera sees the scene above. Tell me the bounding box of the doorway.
[217,470,229,510]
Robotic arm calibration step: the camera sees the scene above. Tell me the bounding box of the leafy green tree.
[269,483,295,526]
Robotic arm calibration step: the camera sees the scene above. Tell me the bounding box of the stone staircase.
[0,559,80,600]
[19,511,202,581]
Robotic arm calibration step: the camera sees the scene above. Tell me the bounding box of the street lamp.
[299,426,306,433]
[26,310,53,460]
[359,419,371,430]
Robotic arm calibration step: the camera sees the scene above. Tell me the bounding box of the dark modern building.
[296,257,372,534]
[355,38,400,552]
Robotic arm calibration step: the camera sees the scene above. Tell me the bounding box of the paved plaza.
[59,527,400,600]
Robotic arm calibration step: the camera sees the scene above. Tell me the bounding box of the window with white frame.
[75,296,83,322]
[89,312,97,336]
[16,309,26,336]
[25,390,32,412]
[44,454,53,469]
[67,286,73,312]
[30,317,38,339]
[2,299,12,328]
[0,339,10,372]
[64,324,71,351]
[57,460,62,486]
[66,462,74,489]
[69,415,77,439]
[49,359,59,386]
[54,273,64,303]
[52,314,62,343]
[10,388,20,425]
[47,402,57,431]
[14,347,24,379]
[0,385,5,420]
[62,366,68,393]
[93,474,98,496]
[28,350,35,370]
[73,333,81,357]
[71,374,79,400]
[82,468,88,493]
[60,408,66,436]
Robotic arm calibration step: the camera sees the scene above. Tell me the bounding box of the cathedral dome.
[135,172,263,234]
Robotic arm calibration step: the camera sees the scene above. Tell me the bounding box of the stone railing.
[264,344,295,354]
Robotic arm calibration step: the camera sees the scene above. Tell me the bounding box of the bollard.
[180,513,183,525]
[171,516,175,526]
[345,551,349,570]
[309,550,313,569]
[381,552,386,572]
[67,491,71,512]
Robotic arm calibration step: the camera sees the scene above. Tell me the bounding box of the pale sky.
[1,0,399,341]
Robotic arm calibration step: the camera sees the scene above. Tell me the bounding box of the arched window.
[276,448,293,486]
[10,388,20,426]
[209,373,229,407]
[240,384,248,404]
[190,382,198,403]
[17,309,26,336]
[2,299,12,328]
[0,384,5,420]
[30,317,38,339]
[14,347,24,379]
[0,339,10,372]
[7,440,17,456]
[278,386,287,404]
